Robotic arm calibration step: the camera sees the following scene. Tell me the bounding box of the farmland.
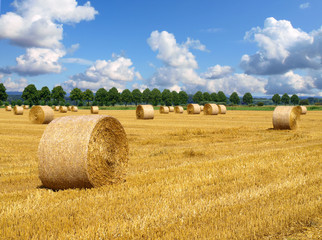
[0,109,321,239]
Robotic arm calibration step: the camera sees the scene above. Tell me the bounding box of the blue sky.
[0,0,321,96]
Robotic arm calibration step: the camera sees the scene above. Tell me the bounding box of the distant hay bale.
[200,105,204,111]
[300,106,307,115]
[59,106,67,113]
[159,106,169,114]
[91,106,99,114]
[187,104,201,114]
[136,105,154,119]
[169,106,174,112]
[71,106,78,112]
[272,106,302,130]
[204,103,219,115]
[23,105,29,109]
[67,106,72,111]
[38,115,129,190]
[5,106,12,111]
[218,105,227,114]
[54,106,60,111]
[175,106,184,114]
[14,106,23,115]
[29,106,54,124]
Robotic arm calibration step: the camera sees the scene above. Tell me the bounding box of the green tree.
[290,94,299,105]
[132,89,142,105]
[16,99,23,106]
[242,92,253,105]
[39,86,51,103]
[83,89,94,105]
[229,92,240,104]
[192,91,203,104]
[22,84,39,105]
[210,92,218,102]
[108,87,120,106]
[272,94,281,105]
[70,88,83,105]
[178,91,188,105]
[162,89,172,106]
[95,88,109,106]
[151,88,162,106]
[217,91,227,103]
[281,93,290,105]
[171,91,180,105]
[121,89,132,106]
[203,92,211,102]
[299,99,309,105]
[0,83,8,102]
[51,86,66,103]
[142,88,151,104]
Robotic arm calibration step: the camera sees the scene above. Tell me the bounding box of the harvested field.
[0,109,321,239]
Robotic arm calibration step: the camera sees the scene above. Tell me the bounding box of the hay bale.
[71,106,78,112]
[67,106,72,111]
[23,105,29,109]
[187,104,201,114]
[300,106,307,115]
[136,105,154,119]
[13,106,23,115]
[169,106,174,112]
[59,106,67,113]
[38,115,129,190]
[272,106,302,130]
[175,106,184,114]
[204,103,219,115]
[200,105,204,111]
[54,106,60,111]
[159,106,169,114]
[91,106,99,114]
[218,105,227,114]
[29,106,54,124]
[5,106,12,111]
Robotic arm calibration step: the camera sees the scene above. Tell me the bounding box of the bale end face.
[159,106,169,114]
[14,106,23,115]
[29,106,54,124]
[187,104,201,114]
[136,105,154,119]
[91,106,99,114]
[175,106,184,114]
[273,106,301,130]
[204,104,219,115]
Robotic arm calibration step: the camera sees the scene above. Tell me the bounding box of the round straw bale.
[300,106,307,115]
[169,106,174,112]
[38,115,129,190]
[218,105,227,114]
[54,106,60,111]
[71,106,78,112]
[200,105,204,111]
[67,106,72,111]
[159,106,169,114]
[187,104,201,114]
[204,103,219,115]
[175,106,184,114]
[29,106,54,124]
[59,106,67,113]
[14,106,23,115]
[136,105,154,119]
[272,106,302,130]
[91,106,99,114]
[5,105,12,111]
[23,105,29,109]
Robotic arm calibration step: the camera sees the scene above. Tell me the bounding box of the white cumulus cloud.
[1,77,28,92]
[299,3,310,9]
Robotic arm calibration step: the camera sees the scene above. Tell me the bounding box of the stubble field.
[0,109,321,239]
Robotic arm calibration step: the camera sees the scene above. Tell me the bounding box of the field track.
[0,109,321,239]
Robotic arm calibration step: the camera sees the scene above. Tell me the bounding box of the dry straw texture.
[91,106,99,114]
[38,115,129,190]
[59,106,67,113]
[5,105,12,111]
[67,106,72,111]
[187,104,201,114]
[218,105,227,114]
[23,105,29,109]
[13,106,23,115]
[300,106,307,115]
[54,106,60,111]
[136,105,154,119]
[175,106,184,113]
[200,105,204,111]
[29,106,54,124]
[169,106,174,112]
[71,106,78,112]
[273,106,302,130]
[159,106,169,114]
[204,103,219,115]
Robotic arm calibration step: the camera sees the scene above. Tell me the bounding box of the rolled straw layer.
[14,106,23,115]
[5,106,12,111]
[218,105,227,114]
[187,104,200,114]
[175,106,184,114]
[38,115,129,190]
[59,106,67,113]
[300,106,307,115]
[136,105,154,119]
[204,103,219,115]
[159,106,169,114]
[71,106,78,112]
[91,106,99,114]
[169,106,174,112]
[29,106,54,124]
[54,106,59,111]
[67,106,72,111]
[272,106,302,130]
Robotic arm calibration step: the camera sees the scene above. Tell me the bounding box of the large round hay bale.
[136,105,154,119]
[175,106,184,114]
[23,105,29,109]
[218,105,227,114]
[300,106,307,115]
[71,106,78,112]
[159,106,169,114]
[67,106,72,111]
[5,106,12,111]
[187,104,201,114]
[14,106,23,115]
[272,106,302,130]
[200,105,204,111]
[29,106,54,124]
[38,115,129,190]
[204,103,219,115]
[169,106,174,112]
[59,106,67,113]
[91,106,99,114]
[54,106,60,111]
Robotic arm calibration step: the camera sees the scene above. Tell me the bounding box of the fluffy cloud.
[299,3,310,9]
[1,77,28,92]
[201,65,233,79]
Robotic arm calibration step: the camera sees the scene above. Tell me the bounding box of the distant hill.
[7,92,22,96]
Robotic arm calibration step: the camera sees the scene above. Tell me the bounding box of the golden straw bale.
[204,103,219,115]
[169,106,174,112]
[300,106,307,115]
[38,115,129,190]
[5,106,12,111]
[91,106,99,114]
[54,106,60,111]
[59,106,67,113]
[200,105,204,111]
[187,104,201,114]
[136,105,154,119]
[272,106,302,130]
[14,106,23,115]
[71,106,78,112]
[159,106,169,114]
[29,106,54,124]
[23,105,29,109]
[175,106,184,114]
[67,106,72,111]
[218,105,227,114]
